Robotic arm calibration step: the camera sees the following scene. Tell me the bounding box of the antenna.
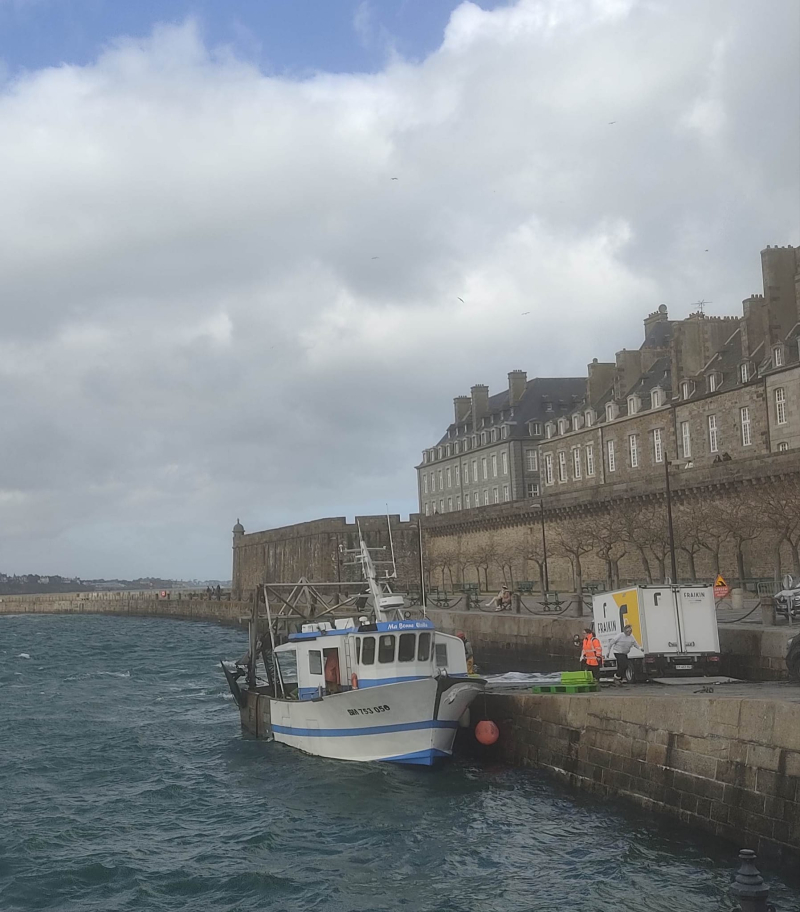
[692,299,712,316]
[385,505,398,580]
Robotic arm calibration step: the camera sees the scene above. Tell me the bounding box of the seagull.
[391,177,398,180]
[457,297,464,303]
[608,121,616,125]
[371,256,379,260]
[521,311,530,315]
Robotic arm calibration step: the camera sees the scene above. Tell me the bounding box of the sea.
[1,613,798,912]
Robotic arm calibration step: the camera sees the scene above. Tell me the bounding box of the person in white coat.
[608,624,641,685]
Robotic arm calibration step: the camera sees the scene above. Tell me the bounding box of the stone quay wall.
[477,692,800,861]
[428,609,793,681]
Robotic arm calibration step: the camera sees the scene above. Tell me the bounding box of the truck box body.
[592,585,720,680]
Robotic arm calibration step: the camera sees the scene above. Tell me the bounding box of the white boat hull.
[252,677,483,766]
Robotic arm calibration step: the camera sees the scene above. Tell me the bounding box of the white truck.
[591,585,721,682]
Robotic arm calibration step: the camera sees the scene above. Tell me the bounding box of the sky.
[0,0,798,580]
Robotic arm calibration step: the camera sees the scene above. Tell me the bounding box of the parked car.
[787,632,800,681]
[773,588,800,620]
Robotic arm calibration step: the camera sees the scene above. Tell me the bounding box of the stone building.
[416,375,586,517]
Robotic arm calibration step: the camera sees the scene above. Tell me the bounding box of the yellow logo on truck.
[612,588,642,643]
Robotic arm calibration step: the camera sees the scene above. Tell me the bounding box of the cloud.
[0,1,797,577]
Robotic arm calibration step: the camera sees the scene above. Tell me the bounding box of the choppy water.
[1,614,798,912]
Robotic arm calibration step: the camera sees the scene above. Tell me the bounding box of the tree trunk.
[713,549,721,576]
[605,559,613,590]
[736,546,746,585]
[612,559,621,588]
[683,550,697,581]
[637,547,652,583]
[792,539,800,576]
[656,556,666,582]
[574,556,584,616]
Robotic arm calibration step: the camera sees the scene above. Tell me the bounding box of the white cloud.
[0,1,797,577]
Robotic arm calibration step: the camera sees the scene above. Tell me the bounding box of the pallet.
[530,683,598,694]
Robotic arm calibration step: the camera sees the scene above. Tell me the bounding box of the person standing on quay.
[608,624,640,685]
[580,627,603,681]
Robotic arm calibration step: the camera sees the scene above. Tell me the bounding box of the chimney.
[453,396,471,424]
[471,384,489,429]
[508,370,527,406]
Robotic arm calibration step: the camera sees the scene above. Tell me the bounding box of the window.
[378,635,396,664]
[708,415,718,453]
[778,442,789,452]
[572,415,580,431]
[447,497,452,512]
[651,389,661,408]
[492,487,499,504]
[418,632,431,661]
[502,484,509,501]
[681,421,691,458]
[740,363,750,383]
[439,499,444,513]
[454,465,460,485]
[629,434,639,468]
[422,475,428,494]
[309,650,323,675]
[472,435,478,448]
[437,470,443,490]
[708,373,717,393]
[586,445,595,477]
[446,467,451,488]
[491,429,498,443]
[398,633,416,662]
[472,459,478,482]
[501,451,508,474]
[527,482,540,498]
[741,407,752,446]
[501,425,508,439]
[532,422,542,436]
[362,637,376,665]
[445,445,451,457]
[424,502,430,516]
[607,439,616,472]
[653,428,663,464]
[605,403,615,422]
[526,449,538,471]
[681,381,693,400]
[434,643,448,667]
[627,396,639,415]
[481,457,488,480]
[585,410,594,428]
[545,424,554,439]
[437,447,442,459]
[464,493,470,509]
[557,451,567,483]
[462,462,469,484]
[558,418,568,435]
[483,488,489,505]
[572,447,582,479]
[545,453,554,485]
[775,387,787,425]
[454,441,459,455]
[773,346,784,368]
[481,431,487,445]
[456,495,462,510]
[491,453,497,477]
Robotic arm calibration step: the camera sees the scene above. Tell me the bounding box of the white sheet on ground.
[484,672,562,690]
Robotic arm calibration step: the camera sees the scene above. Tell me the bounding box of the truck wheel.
[625,661,644,684]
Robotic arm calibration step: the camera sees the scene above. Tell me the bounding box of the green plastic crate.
[560,670,595,685]
[531,683,599,694]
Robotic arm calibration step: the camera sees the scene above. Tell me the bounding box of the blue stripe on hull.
[380,748,450,766]
[272,719,459,738]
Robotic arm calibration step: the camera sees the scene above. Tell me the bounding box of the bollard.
[732,587,744,611]
[731,849,774,912]
[760,598,777,627]
[514,592,522,615]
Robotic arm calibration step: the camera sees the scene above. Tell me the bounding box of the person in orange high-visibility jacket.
[580,627,603,681]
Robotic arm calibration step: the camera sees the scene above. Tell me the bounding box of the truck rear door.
[640,588,681,654]
[676,588,719,653]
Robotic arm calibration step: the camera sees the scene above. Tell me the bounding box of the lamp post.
[664,450,678,584]
[539,496,549,592]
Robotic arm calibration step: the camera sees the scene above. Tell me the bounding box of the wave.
[17,653,31,659]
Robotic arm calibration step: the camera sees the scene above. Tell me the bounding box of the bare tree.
[514,525,548,591]
[760,477,800,575]
[714,492,761,583]
[552,513,594,610]
[471,536,500,592]
[591,504,630,589]
[673,497,707,580]
[614,500,657,583]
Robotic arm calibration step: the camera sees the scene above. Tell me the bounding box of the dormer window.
[558,418,568,435]
[453,441,459,455]
[491,429,498,443]
[531,422,542,436]
[501,426,508,439]
[681,381,694,400]
[585,410,595,427]
[740,363,750,383]
[480,431,487,445]
[572,415,581,432]
[773,345,784,368]
[423,452,428,463]
[472,435,478,448]
[445,445,451,457]
[437,447,443,459]
[708,373,718,393]
[651,389,662,409]
[605,402,617,422]
[627,395,641,415]
[545,423,555,439]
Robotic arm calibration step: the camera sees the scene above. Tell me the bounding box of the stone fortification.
[232,514,422,600]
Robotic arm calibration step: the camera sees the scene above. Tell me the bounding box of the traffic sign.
[713,574,730,599]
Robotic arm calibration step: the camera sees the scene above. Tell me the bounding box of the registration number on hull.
[675,665,692,670]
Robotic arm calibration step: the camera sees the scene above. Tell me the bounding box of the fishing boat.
[221,530,485,766]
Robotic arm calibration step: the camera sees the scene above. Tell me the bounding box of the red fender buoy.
[475,720,499,745]
[351,673,359,690]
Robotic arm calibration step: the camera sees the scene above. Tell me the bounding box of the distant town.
[0,574,231,596]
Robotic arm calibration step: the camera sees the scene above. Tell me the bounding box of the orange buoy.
[475,720,499,745]
[350,673,359,690]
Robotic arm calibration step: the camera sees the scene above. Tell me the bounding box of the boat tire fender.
[351,673,359,690]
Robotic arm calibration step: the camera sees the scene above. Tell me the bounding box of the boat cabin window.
[308,650,323,675]
[398,633,416,662]
[355,638,361,664]
[361,636,375,665]
[378,635,396,663]
[435,643,448,667]
[275,650,298,688]
[418,632,431,661]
